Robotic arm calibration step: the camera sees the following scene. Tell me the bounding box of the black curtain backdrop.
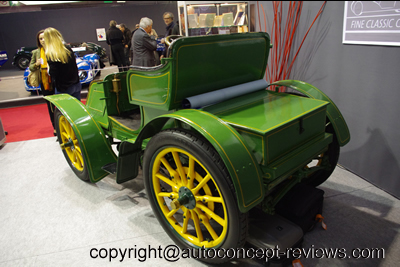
[0,2,177,69]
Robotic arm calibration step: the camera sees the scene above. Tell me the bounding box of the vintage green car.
[45,32,349,263]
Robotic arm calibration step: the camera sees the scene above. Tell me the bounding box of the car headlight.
[79,70,88,81]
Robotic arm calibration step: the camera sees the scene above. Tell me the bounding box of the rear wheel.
[143,129,247,263]
[301,122,340,187]
[55,109,89,181]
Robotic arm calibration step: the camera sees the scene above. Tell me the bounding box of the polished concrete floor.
[0,68,32,101]
[0,63,118,107]
[0,137,399,267]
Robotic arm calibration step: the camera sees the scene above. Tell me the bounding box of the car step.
[101,163,117,174]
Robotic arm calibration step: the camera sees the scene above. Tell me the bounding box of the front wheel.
[143,129,248,264]
[55,109,89,181]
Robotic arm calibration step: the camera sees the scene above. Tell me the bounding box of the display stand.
[177,1,249,36]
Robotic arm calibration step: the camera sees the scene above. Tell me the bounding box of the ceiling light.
[18,1,79,5]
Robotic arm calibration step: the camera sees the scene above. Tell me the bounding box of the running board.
[101,163,117,174]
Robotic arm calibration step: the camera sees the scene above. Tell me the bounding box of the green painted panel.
[122,33,271,111]
[143,106,176,127]
[236,129,264,165]
[44,94,117,183]
[205,90,328,134]
[86,81,109,128]
[109,117,139,141]
[128,72,171,107]
[265,107,327,164]
[172,34,270,106]
[158,109,264,213]
[271,80,351,146]
[263,133,333,184]
[103,72,139,116]
[204,90,329,171]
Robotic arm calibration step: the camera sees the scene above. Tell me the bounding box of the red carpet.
[0,103,54,143]
[0,99,86,143]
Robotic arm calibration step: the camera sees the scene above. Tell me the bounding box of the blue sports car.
[0,50,8,68]
[24,45,102,93]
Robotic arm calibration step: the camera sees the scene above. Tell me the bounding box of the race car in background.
[24,46,102,94]
[0,50,8,68]
[13,42,106,70]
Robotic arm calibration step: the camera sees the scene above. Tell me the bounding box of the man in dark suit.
[119,23,132,66]
[160,12,180,60]
[106,20,126,72]
[131,17,157,67]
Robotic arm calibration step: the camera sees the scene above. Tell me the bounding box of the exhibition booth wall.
[0,1,399,199]
[0,1,177,70]
[255,1,400,199]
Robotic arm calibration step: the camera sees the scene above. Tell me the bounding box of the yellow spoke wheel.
[55,109,89,181]
[143,129,248,264]
[153,147,227,247]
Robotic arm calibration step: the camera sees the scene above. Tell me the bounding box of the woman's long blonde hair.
[44,27,71,63]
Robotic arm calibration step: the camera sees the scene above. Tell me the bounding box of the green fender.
[44,94,117,183]
[271,80,350,146]
[136,109,265,213]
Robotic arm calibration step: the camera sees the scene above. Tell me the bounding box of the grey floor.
[0,62,118,107]
[1,66,400,266]
[0,68,32,101]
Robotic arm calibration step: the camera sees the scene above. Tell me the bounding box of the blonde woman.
[43,27,81,100]
[29,29,55,134]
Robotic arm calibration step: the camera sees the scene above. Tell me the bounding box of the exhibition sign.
[96,28,106,42]
[342,1,400,46]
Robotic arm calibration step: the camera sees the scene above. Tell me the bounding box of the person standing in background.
[106,20,126,71]
[43,27,81,101]
[131,24,140,63]
[149,28,160,65]
[119,23,132,66]
[132,17,157,67]
[160,12,180,60]
[29,29,56,135]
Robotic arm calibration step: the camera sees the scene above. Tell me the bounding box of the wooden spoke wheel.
[55,109,89,181]
[143,129,247,263]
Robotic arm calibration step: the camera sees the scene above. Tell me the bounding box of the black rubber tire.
[16,55,31,70]
[301,123,340,187]
[54,109,89,182]
[143,129,248,264]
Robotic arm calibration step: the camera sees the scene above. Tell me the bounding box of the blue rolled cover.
[182,79,269,109]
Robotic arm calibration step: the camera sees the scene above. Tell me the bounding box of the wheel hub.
[170,187,196,210]
[60,138,74,150]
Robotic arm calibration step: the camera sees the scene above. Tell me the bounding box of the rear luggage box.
[203,89,331,181]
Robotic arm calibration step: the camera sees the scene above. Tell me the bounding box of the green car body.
[45,32,349,260]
